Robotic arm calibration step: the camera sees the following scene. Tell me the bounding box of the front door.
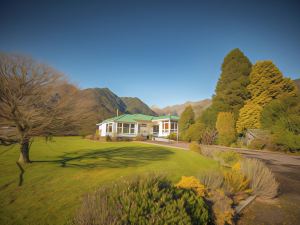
[152,125,159,137]
[138,124,148,136]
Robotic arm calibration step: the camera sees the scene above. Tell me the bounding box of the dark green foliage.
[184,122,206,143]
[178,105,195,140]
[73,175,210,225]
[199,107,218,128]
[168,132,178,141]
[121,97,157,116]
[261,95,300,151]
[179,105,195,135]
[201,48,252,126]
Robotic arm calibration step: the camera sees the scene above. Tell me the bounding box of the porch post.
[177,122,179,143]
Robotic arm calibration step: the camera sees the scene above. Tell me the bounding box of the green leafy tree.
[178,106,195,138]
[200,48,252,127]
[216,112,236,146]
[237,61,298,132]
[184,122,206,143]
[261,95,300,151]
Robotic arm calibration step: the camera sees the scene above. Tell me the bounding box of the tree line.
[178,48,299,152]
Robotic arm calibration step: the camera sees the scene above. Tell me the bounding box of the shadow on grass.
[33,146,174,169]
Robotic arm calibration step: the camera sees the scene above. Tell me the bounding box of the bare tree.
[0,53,88,163]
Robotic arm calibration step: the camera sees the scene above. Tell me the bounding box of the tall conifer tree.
[178,105,195,134]
[201,48,252,126]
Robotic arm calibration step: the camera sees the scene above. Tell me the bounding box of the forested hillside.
[121,97,157,116]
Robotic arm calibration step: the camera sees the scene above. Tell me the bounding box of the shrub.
[271,131,300,152]
[200,145,217,158]
[176,176,207,197]
[73,175,211,225]
[189,142,201,153]
[201,128,218,145]
[198,171,224,191]
[184,122,206,142]
[248,138,266,150]
[84,134,94,140]
[208,189,234,225]
[216,112,236,146]
[168,132,178,141]
[213,151,241,167]
[105,135,112,142]
[223,170,250,195]
[134,135,146,141]
[240,158,279,199]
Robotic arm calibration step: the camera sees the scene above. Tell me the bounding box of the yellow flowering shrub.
[223,170,250,194]
[209,189,234,225]
[176,176,207,197]
[232,161,241,171]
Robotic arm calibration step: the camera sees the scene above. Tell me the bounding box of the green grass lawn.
[0,137,218,225]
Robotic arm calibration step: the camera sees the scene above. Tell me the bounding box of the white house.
[97,114,179,139]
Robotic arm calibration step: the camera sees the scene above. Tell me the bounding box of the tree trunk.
[18,138,31,164]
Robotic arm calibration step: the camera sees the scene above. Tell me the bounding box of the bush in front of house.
[105,135,112,142]
[73,175,211,225]
[240,158,279,199]
[134,135,146,141]
[168,132,178,141]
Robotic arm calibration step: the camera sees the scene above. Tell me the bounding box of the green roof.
[99,114,179,124]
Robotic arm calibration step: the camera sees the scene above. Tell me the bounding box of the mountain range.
[151,99,211,117]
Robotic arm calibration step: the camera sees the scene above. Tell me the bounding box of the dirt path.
[144,141,300,225]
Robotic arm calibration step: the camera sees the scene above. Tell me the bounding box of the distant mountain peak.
[121,97,157,116]
[152,99,211,117]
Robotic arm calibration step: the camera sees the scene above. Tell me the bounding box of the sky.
[1,0,300,107]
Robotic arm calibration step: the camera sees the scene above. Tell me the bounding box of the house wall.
[98,120,178,138]
[99,123,106,136]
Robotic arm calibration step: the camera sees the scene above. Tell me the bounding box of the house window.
[123,123,129,133]
[106,123,112,133]
[122,123,135,134]
[162,121,170,133]
[117,123,122,133]
[130,124,135,134]
[170,122,178,133]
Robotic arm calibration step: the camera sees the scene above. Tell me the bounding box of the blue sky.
[1,0,300,107]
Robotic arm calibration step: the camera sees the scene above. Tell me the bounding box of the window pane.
[123,124,129,133]
[164,122,169,130]
[130,124,135,134]
[117,123,122,133]
[171,122,175,129]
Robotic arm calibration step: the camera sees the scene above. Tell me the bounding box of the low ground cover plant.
[189,141,201,153]
[177,175,234,225]
[73,175,210,225]
[213,151,241,167]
